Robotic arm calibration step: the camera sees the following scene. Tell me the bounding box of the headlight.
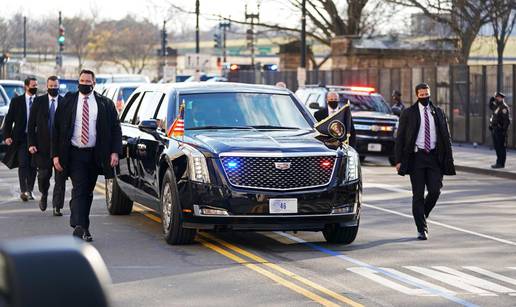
[345,148,359,182]
[181,144,210,183]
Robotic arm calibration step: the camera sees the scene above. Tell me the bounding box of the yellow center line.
[197,237,340,307]
[95,182,362,306]
[199,232,363,307]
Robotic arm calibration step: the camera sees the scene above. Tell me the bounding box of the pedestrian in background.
[489,92,511,169]
[394,83,455,240]
[2,77,38,201]
[52,69,122,242]
[391,90,405,117]
[28,76,66,216]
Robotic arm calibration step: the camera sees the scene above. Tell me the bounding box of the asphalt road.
[0,157,515,307]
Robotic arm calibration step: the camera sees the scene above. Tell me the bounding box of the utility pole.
[23,16,27,59]
[245,4,259,69]
[298,0,307,87]
[300,0,306,69]
[219,20,231,63]
[195,0,200,54]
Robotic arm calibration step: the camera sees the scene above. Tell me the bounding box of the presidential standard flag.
[314,100,354,146]
[167,100,185,138]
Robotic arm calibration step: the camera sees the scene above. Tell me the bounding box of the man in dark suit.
[28,76,66,215]
[53,69,122,242]
[395,83,455,240]
[314,91,356,147]
[2,77,38,201]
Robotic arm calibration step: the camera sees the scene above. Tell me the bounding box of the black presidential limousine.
[105,83,362,245]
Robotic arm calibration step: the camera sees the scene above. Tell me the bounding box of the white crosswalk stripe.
[348,266,516,297]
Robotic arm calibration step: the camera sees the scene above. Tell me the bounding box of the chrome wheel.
[105,179,113,207]
[162,184,173,232]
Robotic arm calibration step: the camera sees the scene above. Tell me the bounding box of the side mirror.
[308,102,321,110]
[0,236,111,307]
[138,119,158,131]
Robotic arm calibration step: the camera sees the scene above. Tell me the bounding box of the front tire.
[106,178,133,215]
[322,220,359,244]
[161,168,196,245]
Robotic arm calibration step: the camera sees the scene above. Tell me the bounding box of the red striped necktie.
[81,96,89,145]
[424,106,431,153]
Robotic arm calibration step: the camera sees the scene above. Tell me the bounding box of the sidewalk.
[453,143,516,180]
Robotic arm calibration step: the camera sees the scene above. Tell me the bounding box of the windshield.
[340,93,392,114]
[179,93,312,130]
[2,84,24,100]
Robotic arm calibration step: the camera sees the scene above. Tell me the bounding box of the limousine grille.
[220,154,337,190]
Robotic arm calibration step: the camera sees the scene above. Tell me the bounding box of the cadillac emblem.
[274,162,291,170]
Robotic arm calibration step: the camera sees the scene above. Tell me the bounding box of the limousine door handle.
[137,143,147,151]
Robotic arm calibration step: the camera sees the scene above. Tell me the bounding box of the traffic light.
[58,26,65,50]
[161,28,168,56]
[213,32,221,49]
[246,29,253,49]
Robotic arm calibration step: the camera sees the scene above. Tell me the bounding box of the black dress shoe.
[73,226,85,239]
[53,207,63,216]
[83,229,93,242]
[417,231,428,240]
[491,164,504,169]
[39,195,48,211]
[27,191,35,200]
[20,193,28,202]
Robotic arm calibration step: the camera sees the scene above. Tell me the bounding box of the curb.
[455,165,516,180]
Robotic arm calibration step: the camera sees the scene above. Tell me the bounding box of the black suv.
[296,85,399,165]
[106,83,361,245]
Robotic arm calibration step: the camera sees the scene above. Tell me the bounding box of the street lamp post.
[298,0,307,87]
[195,0,200,54]
[245,5,260,70]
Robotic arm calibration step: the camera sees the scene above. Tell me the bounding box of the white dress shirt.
[327,106,339,117]
[415,102,436,151]
[71,93,98,148]
[25,93,35,132]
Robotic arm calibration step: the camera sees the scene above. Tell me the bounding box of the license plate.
[269,199,298,214]
[368,143,382,152]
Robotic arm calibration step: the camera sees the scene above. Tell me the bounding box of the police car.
[296,85,399,165]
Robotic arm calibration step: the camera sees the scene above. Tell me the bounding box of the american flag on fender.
[167,100,185,138]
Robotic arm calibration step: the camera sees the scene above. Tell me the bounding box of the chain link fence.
[228,65,516,149]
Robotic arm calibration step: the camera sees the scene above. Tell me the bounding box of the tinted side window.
[155,94,168,132]
[134,92,164,125]
[121,92,141,124]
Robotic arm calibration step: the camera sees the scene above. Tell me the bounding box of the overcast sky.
[3,0,295,30]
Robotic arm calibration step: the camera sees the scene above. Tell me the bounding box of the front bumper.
[355,135,395,157]
[178,180,361,231]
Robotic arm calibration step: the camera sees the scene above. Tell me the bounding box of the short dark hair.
[47,75,58,82]
[415,83,430,94]
[24,77,37,86]
[79,69,96,80]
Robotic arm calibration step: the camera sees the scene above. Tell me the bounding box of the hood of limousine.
[184,129,339,156]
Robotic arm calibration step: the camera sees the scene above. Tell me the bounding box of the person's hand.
[29,146,38,154]
[53,157,64,172]
[110,153,119,167]
[5,138,12,146]
[396,163,401,172]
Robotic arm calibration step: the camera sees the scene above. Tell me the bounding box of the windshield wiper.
[186,125,253,130]
[249,125,300,130]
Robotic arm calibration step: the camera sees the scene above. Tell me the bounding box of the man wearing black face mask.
[2,77,38,201]
[52,69,122,242]
[28,76,67,215]
[394,83,455,240]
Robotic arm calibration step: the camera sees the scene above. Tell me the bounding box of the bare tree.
[63,16,94,72]
[386,0,496,64]
[489,0,516,91]
[94,16,158,74]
